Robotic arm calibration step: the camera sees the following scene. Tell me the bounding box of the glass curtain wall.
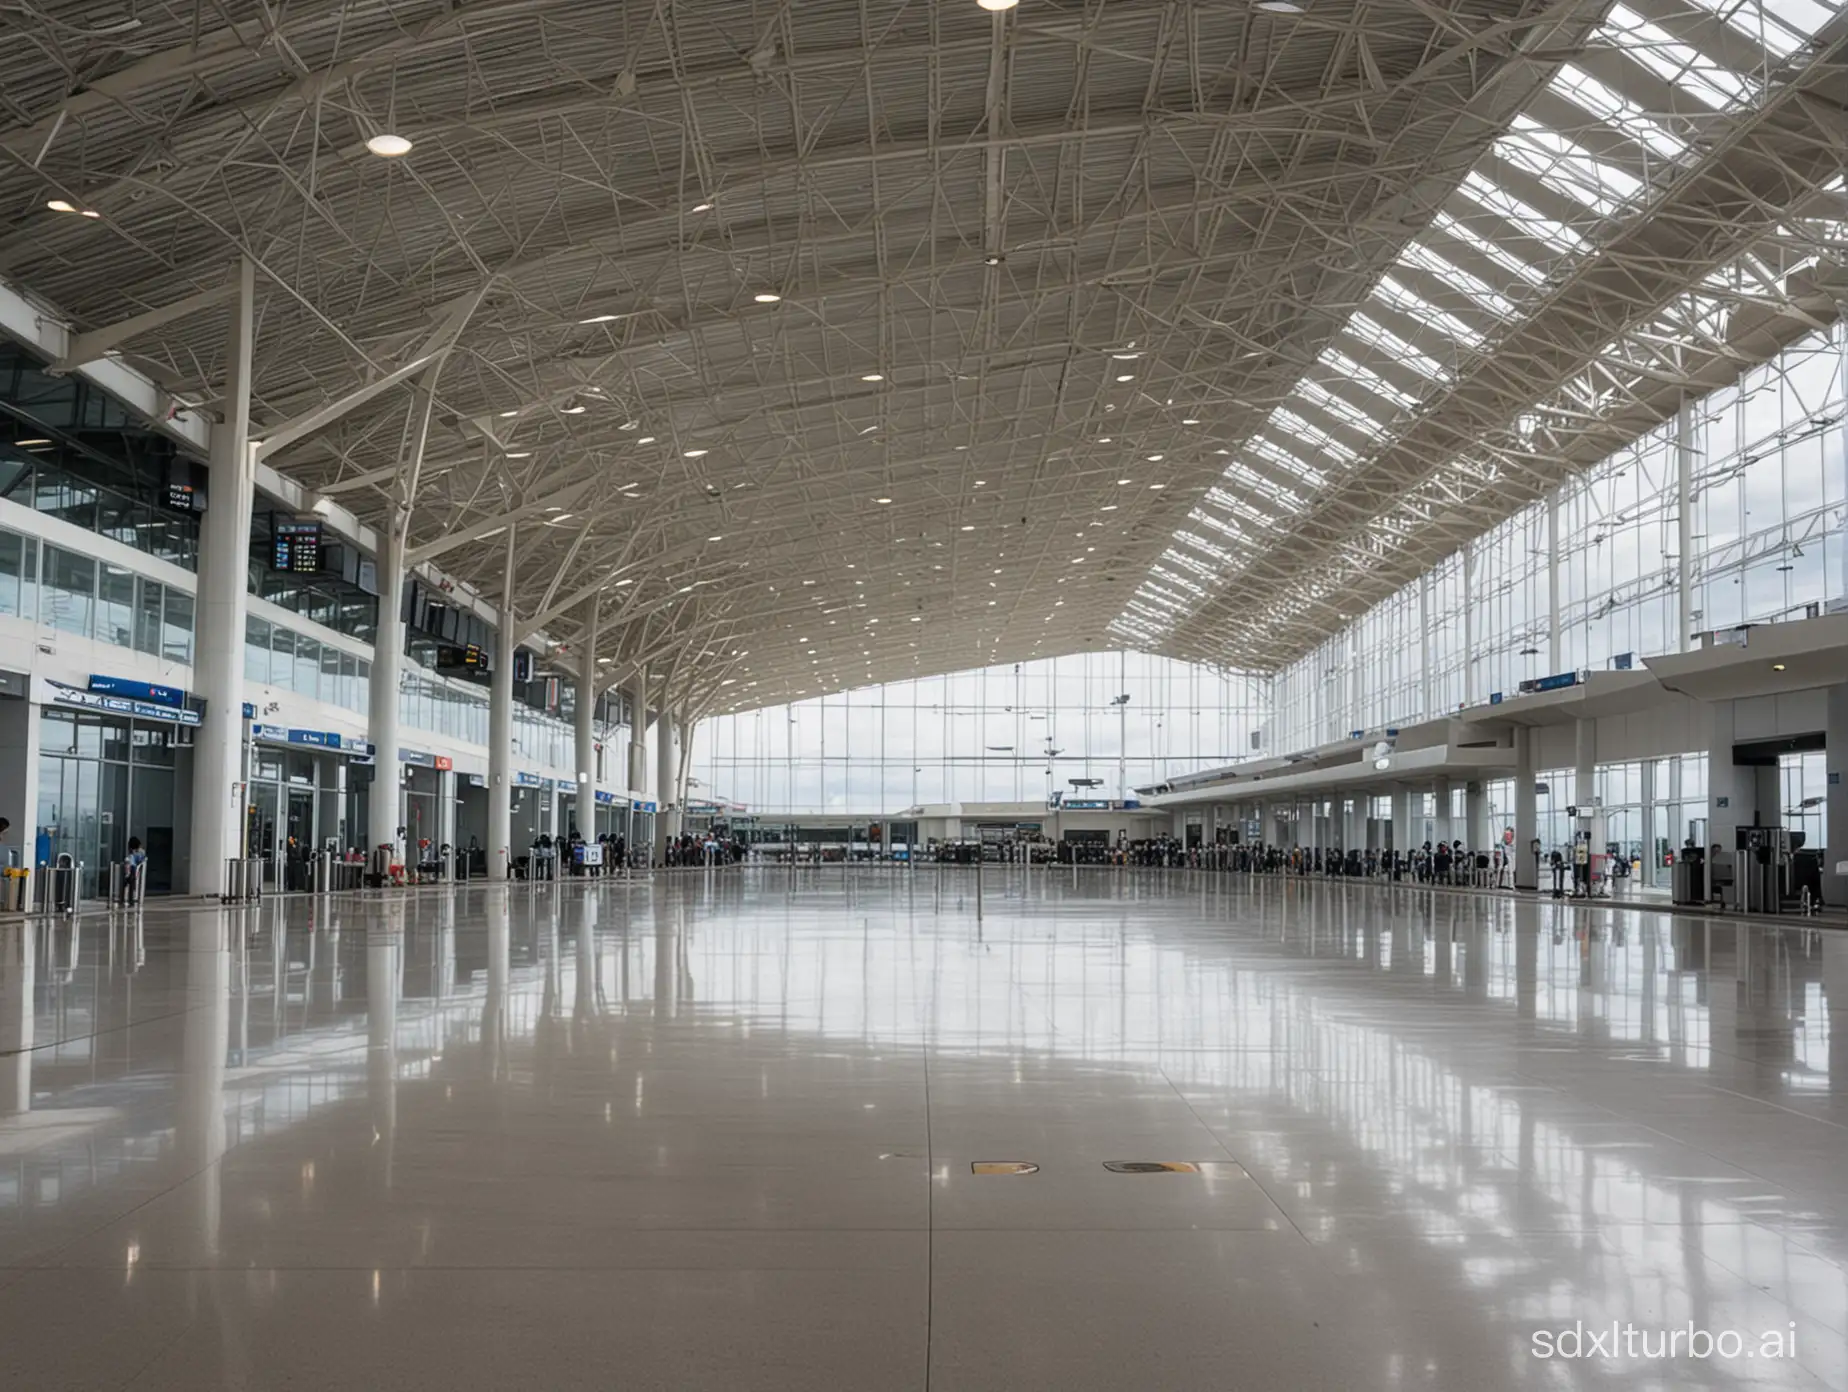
[692,651,1269,815]
[1273,321,1848,752]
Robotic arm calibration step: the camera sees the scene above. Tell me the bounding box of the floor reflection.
[0,869,1842,1388]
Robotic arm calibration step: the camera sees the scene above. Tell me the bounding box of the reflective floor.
[3,867,1846,1388]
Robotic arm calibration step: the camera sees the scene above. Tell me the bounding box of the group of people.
[662,832,746,867]
[1014,837,1523,888]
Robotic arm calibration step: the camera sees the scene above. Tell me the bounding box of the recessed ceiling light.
[562,405,587,415]
[708,535,723,542]
[1110,351,1141,361]
[1149,483,1166,489]
[684,448,708,458]
[692,202,713,212]
[366,133,414,157]
[1146,454,1164,462]
[876,497,892,503]
[1115,374,1135,383]
[46,199,79,214]
[498,409,519,418]
[505,451,532,459]
[961,524,975,531]
[974,480,986,487]
[861,373,884,382]
[638,436,655,444]
[1773,663,1787,671]
[1100,504,1117,511]
[1116,478,1132,485]
[754,292,782,303]
[1182,418,1201,425]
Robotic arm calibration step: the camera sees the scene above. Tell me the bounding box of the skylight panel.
[1456,170,1591,256]
[1174,530,1238,565]
[1601,4,1757,110]
[1495,115,1645,219]
[1188,507,1246,542]
[1397,241,1518,318]
[1246,435,1329,488]
[1271,408,1362,462]
[1150,565,1209,597]
[1430,210,1548,286]
[1548,64,1688,161]
[1160,549,1219,583]
[1220,462,1306,513]
[1344,314,1450,381]
[1693,0,1832,58]
[1296,376,1396,435]
[1370,276,1488,349]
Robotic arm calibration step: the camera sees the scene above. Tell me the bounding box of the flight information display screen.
[272,518,323,573]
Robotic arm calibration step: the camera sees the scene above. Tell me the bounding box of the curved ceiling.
[3,0,1844,718]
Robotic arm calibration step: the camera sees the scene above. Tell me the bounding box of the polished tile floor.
[2,866,1846,1388]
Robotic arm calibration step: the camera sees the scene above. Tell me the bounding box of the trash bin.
[1671,847,1705,905]
[0,867,27,913]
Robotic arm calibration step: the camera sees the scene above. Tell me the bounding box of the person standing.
[124,836,148,906]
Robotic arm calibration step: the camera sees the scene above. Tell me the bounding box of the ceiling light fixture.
[1256,0,1305,11]
[861,373,884,382]
[562,405,587,415]
[684,448,708,458]
[1115,374,1135,383]
[579,313,622,324]
[753,292,782,303]
[366,133,414,157]
[692,202,713,212]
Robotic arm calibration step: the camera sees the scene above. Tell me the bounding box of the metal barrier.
[223,856,263,903]
[36,856,79,913]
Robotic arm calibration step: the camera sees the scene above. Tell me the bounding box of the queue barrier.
[223,857,263,903]
[36,856,79,913]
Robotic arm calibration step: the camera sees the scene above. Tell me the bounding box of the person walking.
[123,836,148,906]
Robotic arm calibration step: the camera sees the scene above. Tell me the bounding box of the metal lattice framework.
[3,0,1846,716]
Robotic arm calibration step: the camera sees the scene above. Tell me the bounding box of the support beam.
[51,282,237,373]
[575,604,600,836]
[1676,399,1696,652]
[1514,726,1538,890]
[1546,490,1562,672]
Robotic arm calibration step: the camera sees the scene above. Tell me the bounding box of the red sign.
[433,756,454,772]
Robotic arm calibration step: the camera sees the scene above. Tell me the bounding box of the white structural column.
[1465,781,1488,852]
[1676,399,1696,652]
[1576,717,1605,882]
[655,703,676,856]
[1461,548,1476,707]
[437,767,456,859]
[575,639,598,836]
[488,529,517,879]
[1513,726,1538,889]
[1433,776,1453,844]
[188,258,256,896]
[627,674,650,796]
[1417,573,1433,720]
[1546,491,1562,672]
[1391,787,1414,851]
[366,517,405,860]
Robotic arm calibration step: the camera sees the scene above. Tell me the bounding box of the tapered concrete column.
[574,639,598,831]
[655,705,676,856]
[188,258,256,896]
[626,676,649,795]
[367,517,405,862]
[1391,788,1414,851]
[488,530,517,880]
[1433,776,1453,844]
[1514,726,1538,889]
[1466,781,1488,852]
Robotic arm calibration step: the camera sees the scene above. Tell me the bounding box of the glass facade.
[0,525,195,664]
[35,709,182,900]
[692,651,1268,814]
[1272,322,1848,753]
[245,614,371,716]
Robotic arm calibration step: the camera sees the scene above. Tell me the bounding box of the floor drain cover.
[1103,1161,1200,1174]
[972,1161,1040,1175]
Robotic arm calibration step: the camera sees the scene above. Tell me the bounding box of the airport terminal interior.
[4,0,1848,1384]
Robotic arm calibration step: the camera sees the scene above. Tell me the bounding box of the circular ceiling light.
[366,133,414,158]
